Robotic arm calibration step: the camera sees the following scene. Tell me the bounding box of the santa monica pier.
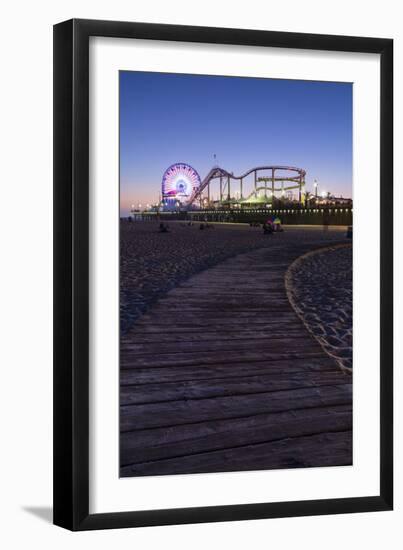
[130,162,353,225]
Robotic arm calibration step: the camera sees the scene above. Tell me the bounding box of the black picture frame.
[53,18,393,531]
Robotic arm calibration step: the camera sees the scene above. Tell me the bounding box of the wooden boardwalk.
[120,241,352,477]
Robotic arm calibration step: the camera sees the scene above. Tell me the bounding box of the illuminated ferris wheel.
[161,163,201,202]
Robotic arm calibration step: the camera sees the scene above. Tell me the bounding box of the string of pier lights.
[130,202,152,212]
[195,208,351,214]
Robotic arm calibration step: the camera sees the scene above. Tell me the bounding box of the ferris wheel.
[161,163,201,201]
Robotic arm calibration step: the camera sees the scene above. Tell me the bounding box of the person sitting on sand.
[263,222,273,234]
[159,222,169,233]
[273,216,283,232]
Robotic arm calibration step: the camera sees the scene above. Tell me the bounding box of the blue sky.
[120,71,352,215]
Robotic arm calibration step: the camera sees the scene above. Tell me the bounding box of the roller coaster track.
[186,165,306,206]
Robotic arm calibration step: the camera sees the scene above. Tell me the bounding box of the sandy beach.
[286,244,352,371]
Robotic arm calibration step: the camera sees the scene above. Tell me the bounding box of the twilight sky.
[120,71,352,216]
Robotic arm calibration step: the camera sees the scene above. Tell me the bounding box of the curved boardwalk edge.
[120,241,352,477]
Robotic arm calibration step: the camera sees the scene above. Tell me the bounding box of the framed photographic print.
[53,19,393,530]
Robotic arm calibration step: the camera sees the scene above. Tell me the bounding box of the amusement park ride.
[159,162,307,211]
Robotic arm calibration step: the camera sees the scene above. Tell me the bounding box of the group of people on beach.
[249,216,283,234]
[263,216,283,234]
[160,221,215,232]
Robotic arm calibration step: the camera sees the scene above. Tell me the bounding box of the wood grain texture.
[120,242,352,476]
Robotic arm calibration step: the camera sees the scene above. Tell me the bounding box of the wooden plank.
[120,408,352,466]
[120,349,327,369]
[120,357,340,385]
[137,312,301,322]
[129,320,302,331]
[157,296,290,304]
[167,287,286,294]
[120,431,352,476]
[121,337,321,356]
[121,404,352,458]
[120,329,312,344]
[120,384,352,431]
[120,370,350,405]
